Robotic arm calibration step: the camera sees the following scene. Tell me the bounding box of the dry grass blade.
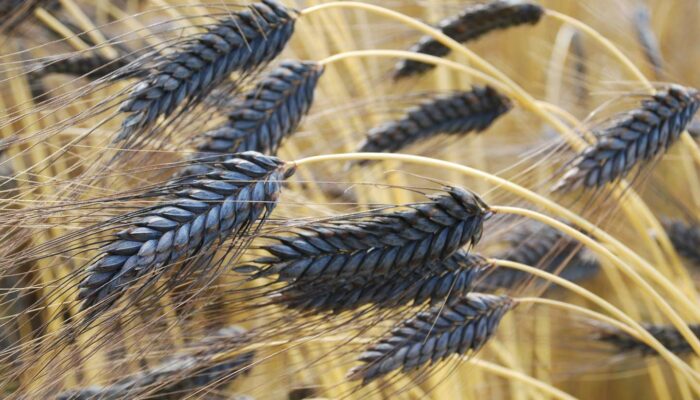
[347,293,516,383]
[57,326,254,400]
[78,151,296,318]
[479,221,600,290]
[356,86,511,157]
[117,0,297,142]
[553,84,700,192]
[240,186,491,285]
[276,250,492,313]
[662,218,700,266]
[394,0,544,80]
[593,322,700,357]
[192,60,324,159]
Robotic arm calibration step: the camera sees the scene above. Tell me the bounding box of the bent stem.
[468,359,577,400]
[494,205,700,359]
[546,10,700,167]
[517,297,700,392]
[293,153,700,340]
[304,1,690,296]
[494,259,700,386]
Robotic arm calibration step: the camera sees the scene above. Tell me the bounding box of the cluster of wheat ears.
[0,0,699,399]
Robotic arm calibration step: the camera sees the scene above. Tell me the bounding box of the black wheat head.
[192,60,324,159]
[277,250,493,313]
[553,84,700,192]
[57,326,254,400]
[116,0,297,141]
[633,5,664,79]
[78,151,296,318]
[394,0,544,80]
[240,186,491,285]
[593,322,700,357]
[479,220,600,290]
[357,86,511,156]
[662,219,700,266]
[347,293,516,383]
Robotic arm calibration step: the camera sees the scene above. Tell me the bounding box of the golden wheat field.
[2,0,700,399]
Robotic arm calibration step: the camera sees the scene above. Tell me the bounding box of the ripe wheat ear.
[78,152,295,320]
[347,293,516,383]
[553,84,700,192]
[117,0,297,142]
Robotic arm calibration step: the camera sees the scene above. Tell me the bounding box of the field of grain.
[1,0,700,399]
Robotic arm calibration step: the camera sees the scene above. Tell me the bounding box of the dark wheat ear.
[116,0,297,142]
[57,326,254,400]
[633,5,664,79]
[239,186,491,285]
[553,84,700,192]
[191,60,324,159]
[78,152,296,319]
[394,0,544,80]
[479,220,600,290]
[277,250,492,313]
[356,86,511,157]
[662,219,700,266]
[593,322,700,357]
[347,293,516,383]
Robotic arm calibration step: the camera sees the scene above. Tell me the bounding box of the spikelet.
[78,152,295,317]
[394,0,544,80]
[357,86,512,157]
[192,60,324,159]
[277,250,492,312]
[663,219,700,266]
[117,0,297,141]
[347,293,516,383]
[479,221,600,290]
[240,187,491,285]
[553,85,700,192]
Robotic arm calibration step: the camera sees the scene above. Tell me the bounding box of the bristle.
[479,220,600,289]
[29,53,142,81]
[356,86,511,157]
[553,84,700,192]
[278,250,492,312]
[78,152,295,317]
[662,219,700,266]
[28,53,145,100]
[394,0,544,80]
[347,293,516,383]
[116,0,297,141]
[191,60,324,159]
[594,323,700,357]
[0,0,55,33]
[57,326,254,399]
[240,186,491,285]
